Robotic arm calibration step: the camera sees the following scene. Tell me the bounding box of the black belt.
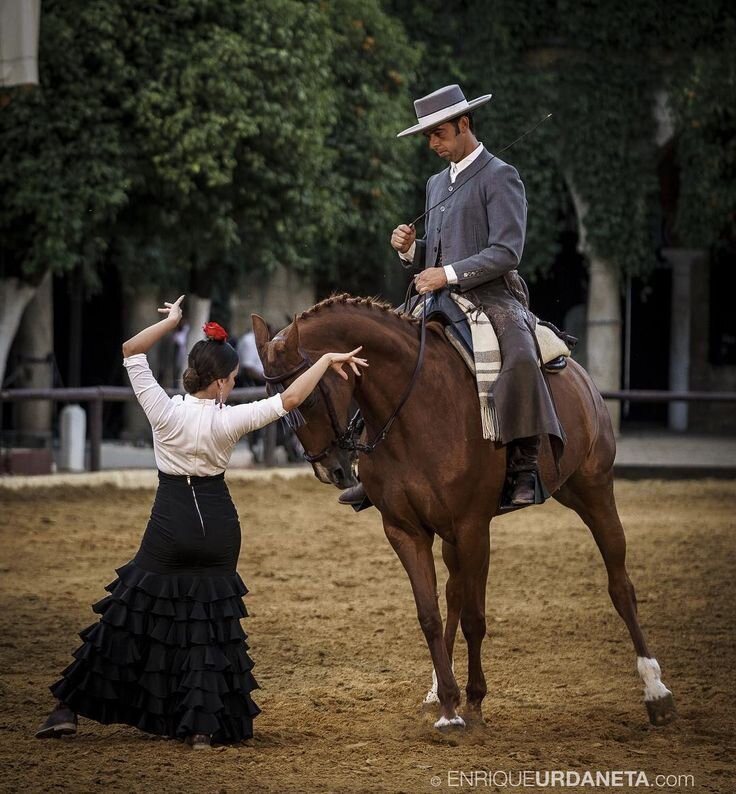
[157,470,225,484]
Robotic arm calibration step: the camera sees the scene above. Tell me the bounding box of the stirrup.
[338,483,374,513]
[498,469,549,513]
[544,355,567,373]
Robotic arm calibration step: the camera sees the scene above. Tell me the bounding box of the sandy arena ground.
[0,476,734,794]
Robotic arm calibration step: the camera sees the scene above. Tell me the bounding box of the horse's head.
[252,313,358,489]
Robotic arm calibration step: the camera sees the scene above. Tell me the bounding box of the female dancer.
[35,295,367,748]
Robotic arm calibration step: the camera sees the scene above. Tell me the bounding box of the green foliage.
[110,0,338,293]
[311,0,419,298]
[2,0,733,301]
[669,32,736,248]
[384,0,736,278]
[1,0,416,299]
[0,1,130,286]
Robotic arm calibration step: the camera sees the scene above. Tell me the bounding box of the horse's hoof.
[645,693,677,726]
[461,706,484,728]
[434,715,466,731]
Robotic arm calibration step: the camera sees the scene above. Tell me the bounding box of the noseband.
[262,293,428,464]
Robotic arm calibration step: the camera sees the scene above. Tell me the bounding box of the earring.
[218,386,223,409]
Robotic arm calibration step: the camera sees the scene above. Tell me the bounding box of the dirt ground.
[0,476,734,794]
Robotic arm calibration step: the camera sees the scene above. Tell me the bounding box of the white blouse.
[123,353,288,476]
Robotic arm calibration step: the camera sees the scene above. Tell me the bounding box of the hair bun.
[182,367,201,393]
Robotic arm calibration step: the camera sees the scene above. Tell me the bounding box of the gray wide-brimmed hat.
[396,84,492,138]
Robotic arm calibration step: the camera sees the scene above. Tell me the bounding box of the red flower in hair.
[202,321,228,342]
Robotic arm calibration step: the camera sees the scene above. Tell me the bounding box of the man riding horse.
[340,83,564,508]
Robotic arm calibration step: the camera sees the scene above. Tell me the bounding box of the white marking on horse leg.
[637,657,671,701]
[434,714,466,731]
[423,668,440,704]
[423,660,455,705]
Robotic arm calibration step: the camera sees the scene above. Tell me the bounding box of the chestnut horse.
[253,295,676,730]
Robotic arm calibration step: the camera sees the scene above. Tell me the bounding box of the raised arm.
[122,295,185,358]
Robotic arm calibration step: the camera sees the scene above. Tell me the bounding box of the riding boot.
[508,435,541,506]
[338,482,367,506]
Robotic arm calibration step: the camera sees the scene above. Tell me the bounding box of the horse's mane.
[296,293,419,326]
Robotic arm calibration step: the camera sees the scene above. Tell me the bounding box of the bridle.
[263,292,428,464]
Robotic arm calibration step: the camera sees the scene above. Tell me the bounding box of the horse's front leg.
[421,539,462,707]
[456,523,490,721]
[383,520,464,730]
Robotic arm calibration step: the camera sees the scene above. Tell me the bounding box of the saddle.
[408,291,576,374]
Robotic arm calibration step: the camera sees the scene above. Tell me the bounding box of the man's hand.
[414,267,448,294]
[390,223,416,253]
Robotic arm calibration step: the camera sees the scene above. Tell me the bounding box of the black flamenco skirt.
[50,471,260,742]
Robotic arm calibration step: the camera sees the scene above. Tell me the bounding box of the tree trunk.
[121,289,160,442]
[567,181,622,433]
[15,271,54,437]
[586,256,622,432]
[0,277,38,387]
[183,293,212,370]
[228,263,315,338]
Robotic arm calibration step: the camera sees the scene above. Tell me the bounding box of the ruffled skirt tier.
[50,560,260,742]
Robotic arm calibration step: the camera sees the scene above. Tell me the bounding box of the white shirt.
[401,142,485,284]
[123,353,287,476]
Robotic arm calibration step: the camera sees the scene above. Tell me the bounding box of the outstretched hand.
[280,347,369,412]
[158,295,185,326]
[328,347,369,380]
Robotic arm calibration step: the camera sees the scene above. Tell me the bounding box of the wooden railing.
[0,386,278,470]
[1,386,735,472]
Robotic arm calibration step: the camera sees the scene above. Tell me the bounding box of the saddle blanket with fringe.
[411,293,571,441]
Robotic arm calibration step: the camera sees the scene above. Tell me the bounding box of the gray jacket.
[405,147,527,299]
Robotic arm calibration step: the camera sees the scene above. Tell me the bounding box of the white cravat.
[449,141,483,183]
[401,143,484,283]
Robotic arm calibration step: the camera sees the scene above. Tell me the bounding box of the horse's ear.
[251,314,271,358]
[283,315,300,352]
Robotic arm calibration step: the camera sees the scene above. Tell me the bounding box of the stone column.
[567,179,622,434]
[586,256,622,433]
[121,289,160,441]
[229,264,316,337]
[15,271,54,438]
[661,248,704,431]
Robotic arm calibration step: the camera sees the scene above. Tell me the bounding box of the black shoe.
[338,483,367,506]
[35,705,78,739]
[509,472,536,506]
[186,733,211,750]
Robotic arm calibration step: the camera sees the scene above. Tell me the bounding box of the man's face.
[423,119,466,163]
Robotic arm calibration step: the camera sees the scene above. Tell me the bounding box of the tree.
[1,1,337,382]
[383,0,736,430]
[106,1,339,352]
[0,1,130,384]
[310,1,420,301]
